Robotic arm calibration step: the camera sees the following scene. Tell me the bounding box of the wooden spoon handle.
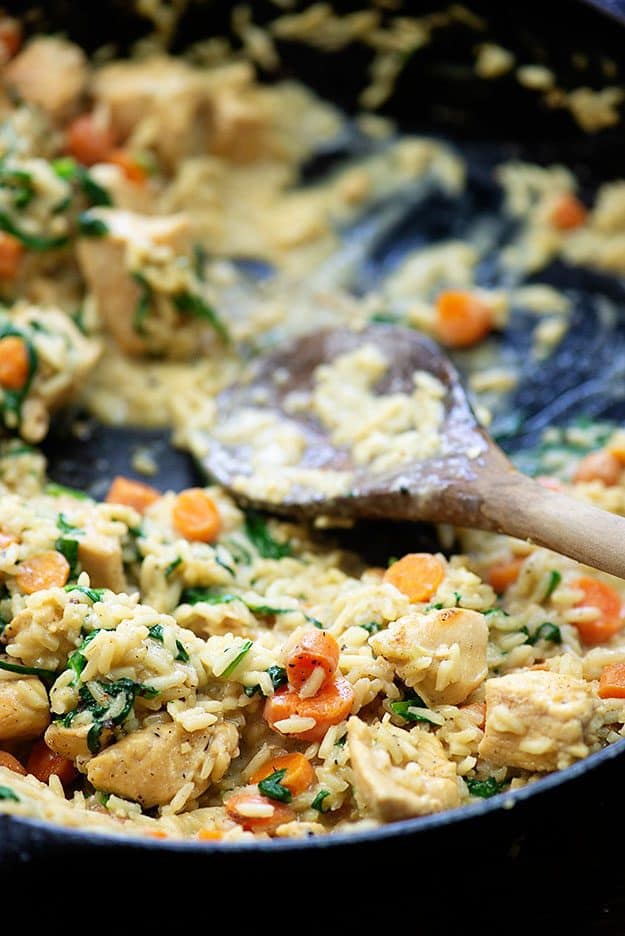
[478,471,625,579]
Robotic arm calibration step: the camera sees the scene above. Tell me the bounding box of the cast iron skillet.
[3,0,625,919]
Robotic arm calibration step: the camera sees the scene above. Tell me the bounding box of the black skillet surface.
[5,0,625,924]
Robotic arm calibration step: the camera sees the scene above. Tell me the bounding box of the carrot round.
[549,193,587,231]
[0,751,27,776]
[105,476,160,513]
[435,290,493,348]
[0,16,21,61]
[225,791,295,834]
[487,557,524,594]
[0,335,30,391]
[572,577,624,645]
[598,662,625,699]
[26,739,77,787]
[172,488,221,542]
[106,149,148,185]
[66,112,117,167]
[264,674,354,742]
[573,450,621,486]
[16,550,70,594]
[0,232,24,280]
[285,629,339,694]
[250,752,315,796]
[384,553,445,603]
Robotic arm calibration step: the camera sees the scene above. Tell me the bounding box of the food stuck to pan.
[3,7,625,844]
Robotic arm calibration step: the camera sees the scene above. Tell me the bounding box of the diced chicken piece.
[78,530,126,592]
[92,57,270,169]
[4,589,81,672]
[478,670,596,772]
[348,718,460,820]
[44,722,92,762]
[76,210,191,356]
[92,56,213,170]
[0,677,50,741]
[370,608,488,706]
[86,719,239,808]
[4,37,87,121]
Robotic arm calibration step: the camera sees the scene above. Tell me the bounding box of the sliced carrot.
[105,476,160,513]
[66,112,117,167]
[146,829,169,839]
[607,437,625,465]
[549,193,587,231]
[460,702,486,730]
[0,751,27,776]
[0,336,30,392]
[572,576,624,646]
[487,557,524,594]
[0,232,24,280]
[285,629,340,694]
[598,663,625,699]
[26,739,77,786]
[197,828,225,841]
[106,149,148,185]
[225,791,295,834]
[573,450,622,486]
[435,290,493,349]
[16,550,70,594]
[250,752,315,796]
[384,553,445,603]
[0,16,21,61]
[172,488,221,543]
[264,674,354,743]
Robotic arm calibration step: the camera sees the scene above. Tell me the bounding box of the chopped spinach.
[44,482,89,500]
[172,291,229,344]
[64,677,159,754]
[148,623,164,642]
[466,776,505,798]
[311,789,330,813]
[243,664,287,698]
[0,658,56,683]
[77,211,109,238]
[131,272,152,336]
[369,311,402,325]
[483,608,510,617]
[55,513,81,577]
[222,538,252,565]
[526,621,562,646]
[175,640,190,663]
[545,570,561,599]
[390,696,441,725]
[244,510,292,560]
[180,587,323,628]
[165,557,182,578]
[67,631,99,683]
[221,639,253,679]
[257,768,292,804]
[0,211,69,251]
[0,786,19,802]
[360,621,382,635]
[192,243,208,280]
[65,585,104,603]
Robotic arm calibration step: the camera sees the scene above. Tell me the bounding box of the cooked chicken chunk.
[86,719,239,808]
[478,670,596,772]
[76,210,193,357]
[44,722,92,762]
[4,37,87,121]
[370,608,488,706]
[4,589,81,672]
[78,530,126,592]
[348,718,460,820]
[0,677,50,741]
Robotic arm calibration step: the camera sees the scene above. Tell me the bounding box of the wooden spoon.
[200,325,625,579]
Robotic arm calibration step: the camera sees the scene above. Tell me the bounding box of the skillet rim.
[3,730,624,854]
